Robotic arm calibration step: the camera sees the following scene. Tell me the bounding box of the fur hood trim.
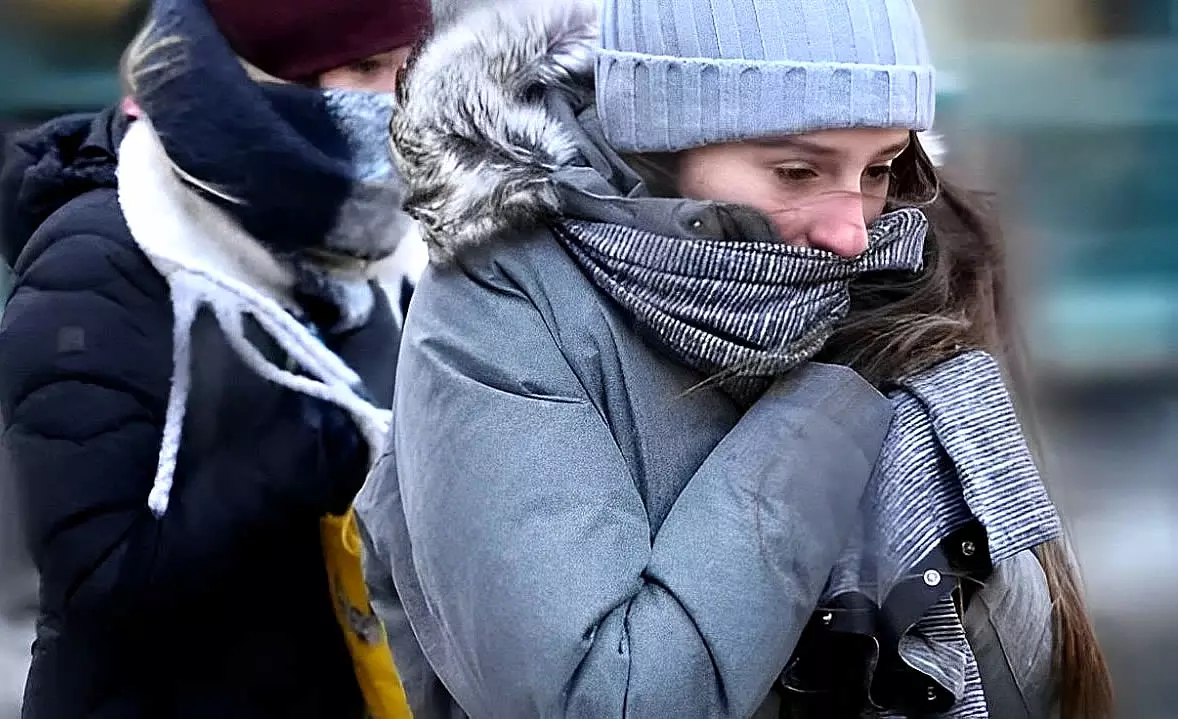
[392,0,945,262]
[390,0,598,261]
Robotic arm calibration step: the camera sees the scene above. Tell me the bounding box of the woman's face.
[676,128,911,257]
[317,46,413,93]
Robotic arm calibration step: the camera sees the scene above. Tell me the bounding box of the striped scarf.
[555,211,1061,717]
[556,207,928,403]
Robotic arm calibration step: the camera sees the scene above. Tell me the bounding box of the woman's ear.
[121,96,143,118]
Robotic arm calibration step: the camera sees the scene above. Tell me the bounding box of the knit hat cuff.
[206,0,432,82]
[596,48,936,153]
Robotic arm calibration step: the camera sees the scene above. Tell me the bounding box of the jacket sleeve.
[965,550,1057,719]
[379,263,896,718]
[356,487,469,719]
[0,228,358,624]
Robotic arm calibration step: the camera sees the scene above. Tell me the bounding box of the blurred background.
[1,0,1176,717]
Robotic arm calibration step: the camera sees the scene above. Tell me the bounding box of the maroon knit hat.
[204,0,432,82]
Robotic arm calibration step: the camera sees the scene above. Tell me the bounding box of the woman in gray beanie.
[357,0,1112,717]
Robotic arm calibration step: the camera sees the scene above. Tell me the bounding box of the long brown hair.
[625,134,1115,718]
[831,139,1114,719]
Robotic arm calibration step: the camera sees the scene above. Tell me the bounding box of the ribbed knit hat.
[596,0,935,152]
[205,0,432,82]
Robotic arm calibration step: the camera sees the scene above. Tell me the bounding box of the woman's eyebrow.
[747,136,911,159]
[873,139,912,159]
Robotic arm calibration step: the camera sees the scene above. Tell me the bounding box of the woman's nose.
[803,195,870,258]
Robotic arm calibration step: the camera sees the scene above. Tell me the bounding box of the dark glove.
[183,308,372,517]
[299,283,400,511]
[289,390,371,515]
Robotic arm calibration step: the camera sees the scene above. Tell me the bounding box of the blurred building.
[2,2,142,123]
[918,0,1178,386]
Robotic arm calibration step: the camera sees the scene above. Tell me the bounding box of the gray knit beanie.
[596,0,935,152]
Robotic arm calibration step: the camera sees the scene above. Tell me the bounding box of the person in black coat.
[0,0,428,716]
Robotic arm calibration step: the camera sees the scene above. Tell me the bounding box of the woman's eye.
[775,166,818,183]
[349,59,386,75]
[864,165,892,181]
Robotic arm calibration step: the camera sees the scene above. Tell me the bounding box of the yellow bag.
[322,509,414,719]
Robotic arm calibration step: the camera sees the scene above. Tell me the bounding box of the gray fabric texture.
[595,0,935,151]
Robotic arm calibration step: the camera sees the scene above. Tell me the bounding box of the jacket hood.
[390,0,604,262]
[1,107,127,266]
[391,0,947,264]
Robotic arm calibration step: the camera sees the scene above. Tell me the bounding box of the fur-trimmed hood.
[392,0,946,264]
[391,0,600,262]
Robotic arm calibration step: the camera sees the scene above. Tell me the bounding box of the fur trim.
[394,0,948,261]
[390,0,599,262]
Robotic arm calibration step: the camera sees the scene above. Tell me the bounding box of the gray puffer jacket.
[356,2,1056,718]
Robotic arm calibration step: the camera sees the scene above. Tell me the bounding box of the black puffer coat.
[0,108,396,718]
